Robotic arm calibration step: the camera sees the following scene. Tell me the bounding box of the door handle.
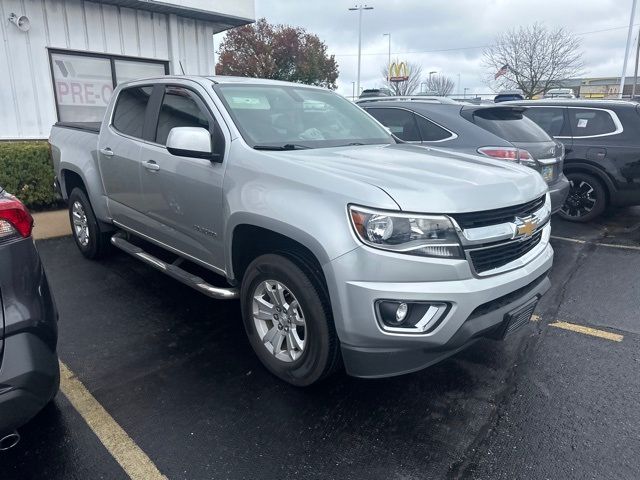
[100,147,114,157]
[144,160,160,171]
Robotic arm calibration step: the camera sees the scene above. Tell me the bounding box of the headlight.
[349,206,463,258]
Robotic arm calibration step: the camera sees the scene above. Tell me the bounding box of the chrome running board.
[110,233,239,300]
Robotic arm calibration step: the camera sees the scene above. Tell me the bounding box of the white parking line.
[551,235,640,251]
[59,361,167,480]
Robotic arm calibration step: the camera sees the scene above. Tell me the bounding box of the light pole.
[457,73,461,95]
[352,81,356,100]
[464,87,469,98]
[620,0,638,98]
[427,71,437,92]
[349,5,374,97]
[383,33,391,84]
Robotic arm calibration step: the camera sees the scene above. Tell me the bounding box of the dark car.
[494,91,524,103]
[510,99,640,221]
[358,88,392,99]
[356,97,570,213]
[0,189,58,450]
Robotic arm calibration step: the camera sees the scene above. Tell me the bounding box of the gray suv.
[50,76,553,386]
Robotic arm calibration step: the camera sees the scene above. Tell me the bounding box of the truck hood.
[280,143,548,213]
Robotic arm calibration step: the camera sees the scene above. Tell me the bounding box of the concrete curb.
[32,209,71,240]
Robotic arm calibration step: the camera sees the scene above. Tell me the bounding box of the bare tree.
[426,74,455,96]
[483,23,583,98]
[380,61,423,96]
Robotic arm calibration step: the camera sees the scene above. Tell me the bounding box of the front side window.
[155,87,211,146]
[112,86,153,138]
[214,84,393,149]
[523,107,566,137]
[568,109,617,137]
[366,108,420,142]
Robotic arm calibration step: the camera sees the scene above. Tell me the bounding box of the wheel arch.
[227,218,332,290]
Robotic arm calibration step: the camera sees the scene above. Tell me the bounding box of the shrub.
[0,141,59,209]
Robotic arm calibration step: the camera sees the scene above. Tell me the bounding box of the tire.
[558,172,607,222]
[68,188,111,259]
[240,253,341,386]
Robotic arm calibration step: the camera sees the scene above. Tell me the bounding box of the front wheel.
[240,254,340,386]
[558,172,607,222]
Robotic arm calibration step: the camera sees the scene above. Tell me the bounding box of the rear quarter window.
[471,109,551,142]
[568,108,618,137]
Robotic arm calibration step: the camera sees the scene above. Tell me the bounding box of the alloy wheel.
[561,179,597,218]
[252,280,306,362]
[71,200,90,247]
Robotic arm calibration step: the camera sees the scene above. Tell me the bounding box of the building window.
[49,49,168,124]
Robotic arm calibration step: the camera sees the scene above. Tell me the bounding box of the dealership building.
[0,0,255,140]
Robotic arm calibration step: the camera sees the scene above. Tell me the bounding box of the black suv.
[509,99,640,221]
[357,97,569,213]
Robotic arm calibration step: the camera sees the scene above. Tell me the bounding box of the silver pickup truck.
[49,76,553,386]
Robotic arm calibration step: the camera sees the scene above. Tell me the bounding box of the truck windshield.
[213,83,394,149]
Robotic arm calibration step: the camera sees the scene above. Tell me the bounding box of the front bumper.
[325,230,553,378]
[549,174,570,213]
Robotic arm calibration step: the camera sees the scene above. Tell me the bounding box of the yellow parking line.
[551,235,640,251]
[59,361,167,480]
[549,321,623,342]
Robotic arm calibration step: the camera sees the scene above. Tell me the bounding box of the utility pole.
[383,33,391,84]
[457,73,461,95]
[632,28,640,98]
[620,0,638,98]
[352,81,356,100]
[349,5,374,97]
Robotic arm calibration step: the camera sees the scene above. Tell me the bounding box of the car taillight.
[477,147,536,167]
[0,195,33,239]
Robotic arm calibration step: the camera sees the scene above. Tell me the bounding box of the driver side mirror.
[166,127,215,160]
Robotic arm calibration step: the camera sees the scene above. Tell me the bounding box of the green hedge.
[0,141,60,209]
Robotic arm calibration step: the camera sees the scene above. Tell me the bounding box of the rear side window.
[471,109,551,142]
[414,115,453,141]
[568,108,617,137]
[523,107,566,137]
[366,108,421,141]
[155,86,211,145]
[112,86,153,138]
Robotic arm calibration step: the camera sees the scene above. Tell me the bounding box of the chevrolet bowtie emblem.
[516,218,537,238]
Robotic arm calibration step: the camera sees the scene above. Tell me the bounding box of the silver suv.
[50,76,553,386]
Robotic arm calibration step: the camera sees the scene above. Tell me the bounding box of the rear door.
[98,85,153,227]
[365,106,456,144]
[138,83,228,271]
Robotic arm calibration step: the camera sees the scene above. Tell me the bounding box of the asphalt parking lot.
[3,208,640,480]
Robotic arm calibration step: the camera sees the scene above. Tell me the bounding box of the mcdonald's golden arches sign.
[389,61,410,82]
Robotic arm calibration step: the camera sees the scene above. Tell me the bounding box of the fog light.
[376,300,450,334]
[396,303,408,322]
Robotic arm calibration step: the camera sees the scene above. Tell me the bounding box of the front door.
[139,84,227,271]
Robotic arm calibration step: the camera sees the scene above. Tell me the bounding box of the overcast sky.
[215,0,639,97]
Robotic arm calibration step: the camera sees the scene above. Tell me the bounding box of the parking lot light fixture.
[349,5,374,97]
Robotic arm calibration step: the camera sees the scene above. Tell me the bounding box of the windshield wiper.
[253,144,311,151]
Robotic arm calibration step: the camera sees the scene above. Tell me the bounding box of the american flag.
[494,64,509,80]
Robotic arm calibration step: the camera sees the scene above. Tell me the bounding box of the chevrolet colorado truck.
[49,76,553,386]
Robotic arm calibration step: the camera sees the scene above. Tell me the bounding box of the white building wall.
[0,0,221,139]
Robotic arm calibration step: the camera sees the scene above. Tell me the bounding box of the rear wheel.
[558,172,607,222]
[240,254,340,386]
[68,188,111,259]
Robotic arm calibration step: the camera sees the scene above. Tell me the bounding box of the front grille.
[450,195,546,229]
[469,230,543,274]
